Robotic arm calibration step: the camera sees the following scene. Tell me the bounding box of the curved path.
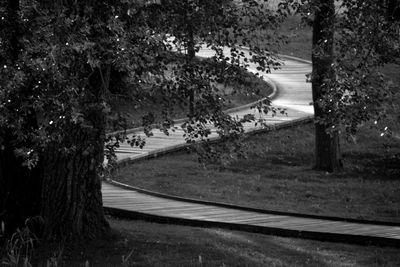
[102,49,400,247]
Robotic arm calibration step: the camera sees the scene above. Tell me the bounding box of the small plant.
[1,227,36,267]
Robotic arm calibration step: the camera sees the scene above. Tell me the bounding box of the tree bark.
[41,68,110,240]
[41,124,109,240]
[312,0,342,172]
[34,1,110,241]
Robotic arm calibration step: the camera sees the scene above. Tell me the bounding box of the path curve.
[106,49,314,165]
[102,49,400,247]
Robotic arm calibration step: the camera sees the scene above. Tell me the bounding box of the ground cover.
[278,15,312,60]
[25,217,400,266]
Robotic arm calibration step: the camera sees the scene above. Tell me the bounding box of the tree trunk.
[36,2,110,241]
[40,68,110,240]
[41,124,109,240]
[312,0,342,172]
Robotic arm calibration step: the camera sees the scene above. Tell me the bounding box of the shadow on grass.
[31,218,400,266]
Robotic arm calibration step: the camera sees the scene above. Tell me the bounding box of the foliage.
[0,0,168,166]
[111,0,289,162]
[105,0,290,166]
[283,0,400,136]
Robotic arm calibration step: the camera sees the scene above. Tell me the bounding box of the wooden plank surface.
[102,182,400,243]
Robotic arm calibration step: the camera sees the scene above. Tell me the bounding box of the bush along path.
[102,49,400,247]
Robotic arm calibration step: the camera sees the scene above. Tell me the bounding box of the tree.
[284,0,400,172]
[0,0,170,240]
[311,0,342,172]
[0,0,115,240]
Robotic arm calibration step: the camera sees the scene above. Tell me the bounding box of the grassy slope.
[279,16,312,60]
[114,16,400,222]
[34,217,400,266]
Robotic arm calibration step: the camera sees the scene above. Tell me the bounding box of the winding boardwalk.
[102,49,400,247]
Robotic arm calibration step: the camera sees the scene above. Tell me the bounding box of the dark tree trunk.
[40,68,110,240]
[41,124,109,240]
[34,1,110,241]
[312,0,342,172]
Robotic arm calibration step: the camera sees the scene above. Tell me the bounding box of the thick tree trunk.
[312,0,342,172]
[41,68,110,240]
[33,2,110,241]
[41,124,109,240]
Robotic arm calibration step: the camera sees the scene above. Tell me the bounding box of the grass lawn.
[278,15,312,60]
[29,217,400,266]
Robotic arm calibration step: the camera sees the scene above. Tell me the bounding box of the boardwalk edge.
[104,207,400,248]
